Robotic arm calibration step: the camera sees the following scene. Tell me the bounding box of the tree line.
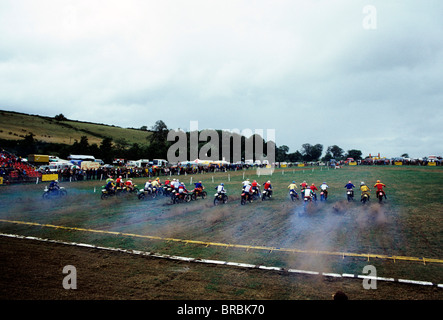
[276,144,363,163]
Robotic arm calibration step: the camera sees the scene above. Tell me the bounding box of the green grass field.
[1,165,442,285]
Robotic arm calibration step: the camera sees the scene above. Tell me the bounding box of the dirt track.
[1,236,442,302]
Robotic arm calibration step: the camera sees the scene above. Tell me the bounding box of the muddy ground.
[1,236,442,304]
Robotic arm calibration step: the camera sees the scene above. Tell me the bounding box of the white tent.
[68,155,95,161]
[210,160,230,167]
[178,161,198,166]
[193,159,211,166]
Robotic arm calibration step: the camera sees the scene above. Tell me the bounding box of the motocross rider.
[373,180,387,199]
[300,181,308,193]
[194,181,204,195]
[320,182,329,199]
[216,183,226,199]
[178,182,188,199]
[288,181,298,196]
[344,181,356,197]
[303,186,313,200]
[105,179,115,194]
[144,179,152,192]
[243,183,253,201]
[360,182,371,201]
[242,178,251,189]
[48,180,60,192]
[125,178,134,191]
[151,178,160,192]
[310,183,318,201]
[263,180,272,197]
[171,179,180,192]
[115,176,124,188]
[251,180,259,194]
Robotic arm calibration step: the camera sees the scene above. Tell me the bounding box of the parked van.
[39,162,74,173]
[151,159,168,167]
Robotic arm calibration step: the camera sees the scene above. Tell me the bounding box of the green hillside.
[0,110,152,147]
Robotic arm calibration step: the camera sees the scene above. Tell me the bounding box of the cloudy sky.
[0,0,442,159]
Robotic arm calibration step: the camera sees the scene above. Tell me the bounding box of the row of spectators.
[1,161,247,186]
[3,148,440,185]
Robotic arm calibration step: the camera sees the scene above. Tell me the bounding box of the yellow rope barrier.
[1,219,442,264]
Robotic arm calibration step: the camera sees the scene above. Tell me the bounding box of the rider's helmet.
[292,181,295,184]
[361,181,365,186]
[55,180,58,183]
[221,183,224,186]
[377,180,380,183]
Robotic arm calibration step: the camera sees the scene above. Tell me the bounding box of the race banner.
[42,174,59,182]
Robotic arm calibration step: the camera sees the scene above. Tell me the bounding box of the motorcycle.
[138,187,157,200]
[311,192,317,202]
[121,184,139,195]
[162,186,173,197]
[376,190,386,203]
[213,192,228,206]
[261,188,272,201]
[303,194,313,205]
[42,187,67,199]
[251,187,261,200]
[240,192,252,205]
[100,185,126,199]
[172,191,191,204]
[320,189,328,201]
[169,188,178,201]
[289,190,299,201]
[101,187,116,200]
[156,186,165,196]
[346,189,354,202]
[361,192,370,204]
[190,188,207,201]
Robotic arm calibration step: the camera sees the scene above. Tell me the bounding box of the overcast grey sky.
[1,0,442,159]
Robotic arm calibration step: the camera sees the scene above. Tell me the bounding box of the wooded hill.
[0,111,278,164]
[0,110,362,164]
[0,110,155,162]
[0,110,152,146]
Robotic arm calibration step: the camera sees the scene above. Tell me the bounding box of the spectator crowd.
[1,150,40,184]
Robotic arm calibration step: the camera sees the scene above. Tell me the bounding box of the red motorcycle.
[376,190,386,203]
[241,191,252,205]
[172,191,191,204]
[191,188,207,200]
